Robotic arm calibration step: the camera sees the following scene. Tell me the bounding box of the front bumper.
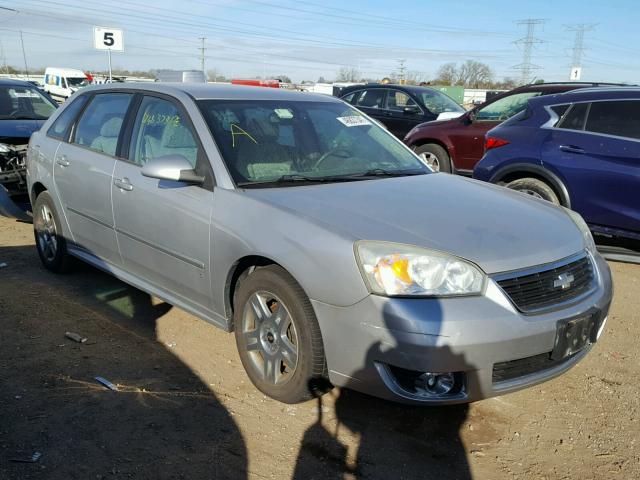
[312,252,613,405]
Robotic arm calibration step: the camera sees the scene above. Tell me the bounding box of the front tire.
[233,265,329,403]
[505,177,560,205]
[33,191,73,273]
[414,144,452,173]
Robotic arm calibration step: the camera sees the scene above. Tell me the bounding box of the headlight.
[564,208,596,253]
[355,241,485,297]
[0,143,11,154]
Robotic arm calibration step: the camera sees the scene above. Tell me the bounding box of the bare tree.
[336,66,361,82]
[457,60,493,88]
[435,63,458,85]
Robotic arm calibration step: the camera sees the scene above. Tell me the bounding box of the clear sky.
[0,0,638,83]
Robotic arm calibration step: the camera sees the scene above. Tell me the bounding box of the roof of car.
[339,83,438,94]
[0,78,38,87]
[78,82,339,102]
[531,86,640,106]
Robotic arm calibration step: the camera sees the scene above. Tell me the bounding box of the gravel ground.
[1,215,638,479]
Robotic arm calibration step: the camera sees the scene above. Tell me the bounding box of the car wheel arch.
[31,182,48,204]
[490,163,571,208]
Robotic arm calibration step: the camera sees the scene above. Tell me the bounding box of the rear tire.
[33,191,73,273]
[233,265,329,403]
[414,144,452,173]
[505,177,560,205]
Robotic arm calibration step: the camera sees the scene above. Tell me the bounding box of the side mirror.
[465,110,477,124]
[403,105,421,115]
[141,155,204,184]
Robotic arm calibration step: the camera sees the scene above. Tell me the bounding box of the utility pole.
[19,30,29,80]
[566,24,596,80]
[199,37,206,78]
[397,59,406,84]
[513,19,545,85]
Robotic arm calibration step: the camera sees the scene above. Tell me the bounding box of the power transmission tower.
[513,19,546,85]
[566,24,596,80]
[199,37,206,77]
[397,59,406,84]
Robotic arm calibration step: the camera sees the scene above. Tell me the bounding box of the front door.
[384,89,423,138]
[53,92,134,265]
[353,88,388,127]
[111,94,214,311]
[542,100,640,234]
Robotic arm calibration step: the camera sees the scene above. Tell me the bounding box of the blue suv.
[474,87,640,244]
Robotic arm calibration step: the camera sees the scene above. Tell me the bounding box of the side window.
[550,104,570,118]
[476,92,541,121]
[47,95,88,140]
[129,96,199,168]
[341,92,357,104]
[557,103,589,131]
[585,100,640,140]
[73,93,133,156]
[386,90,418,112]
[355,89,386,109]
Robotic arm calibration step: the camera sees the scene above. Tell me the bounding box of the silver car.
[25,84,613,404]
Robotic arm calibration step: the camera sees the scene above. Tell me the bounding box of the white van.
[43,67,90,100]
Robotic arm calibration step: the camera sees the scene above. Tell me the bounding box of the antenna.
[513,19,546,85]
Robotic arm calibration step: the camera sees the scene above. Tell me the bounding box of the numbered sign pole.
[93,26,124,83]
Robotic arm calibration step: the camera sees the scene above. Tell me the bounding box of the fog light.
[415,372,455,397]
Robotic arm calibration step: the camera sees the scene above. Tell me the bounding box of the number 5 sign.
[93,26,124,52]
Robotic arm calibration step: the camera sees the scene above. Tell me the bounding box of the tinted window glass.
[585,100,640,139]
[477,92,541,121]
[550,104,570,118]
[557,102,589,131]
[129,96,199,167]
[197,100,427,185]
[341,92,357,104]
[356,89,385,109]
[74,93,132,156]
[48,95,88,140]
[386,90,418,111]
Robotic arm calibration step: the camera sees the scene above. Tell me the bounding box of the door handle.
[114,177,134,191]
[559,145,585,154]
[56,155,70,167]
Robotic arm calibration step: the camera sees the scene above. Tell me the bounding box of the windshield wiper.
[237,174,361,188]
[343,168,427,178]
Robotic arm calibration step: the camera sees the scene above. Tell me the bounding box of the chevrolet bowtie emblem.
[553,273,575,290]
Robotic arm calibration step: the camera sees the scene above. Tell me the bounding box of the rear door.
[353,88,388,126]
[383,89,423,138]
[111,94,214,311]
[53,92,134,265]
[541,99,640,234]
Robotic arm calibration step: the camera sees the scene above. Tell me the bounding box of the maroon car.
[403,82,624,174]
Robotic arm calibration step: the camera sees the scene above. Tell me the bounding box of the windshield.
[0,85,57,120]
[476,92,542,121]
[197,100,429,186]
[66,77,89,87]
[419,90,464,115]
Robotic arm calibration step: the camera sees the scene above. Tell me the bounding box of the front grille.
[496,255,594,313]
[492,351,575,383]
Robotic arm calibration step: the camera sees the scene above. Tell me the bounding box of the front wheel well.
[495,170,569,207]
[410,138,450,154]
[31,182,47,202]
[224,255,280,330]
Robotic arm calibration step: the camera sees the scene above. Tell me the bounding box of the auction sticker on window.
[336,115,372,127]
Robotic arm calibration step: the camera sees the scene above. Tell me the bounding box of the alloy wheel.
[242,291,299,385]
[420,152,440,172]
[35,204,58,262]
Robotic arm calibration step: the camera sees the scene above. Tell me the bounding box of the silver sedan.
[25,83,612,404]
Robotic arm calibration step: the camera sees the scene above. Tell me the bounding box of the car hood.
[244,174,585,274]
[0,119,45,144]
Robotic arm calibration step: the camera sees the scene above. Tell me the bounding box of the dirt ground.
[0,214,638,480]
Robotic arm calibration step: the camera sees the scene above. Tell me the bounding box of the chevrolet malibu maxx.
[25,84,612,404]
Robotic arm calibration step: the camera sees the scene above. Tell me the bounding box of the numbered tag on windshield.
[336,116,372,127]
